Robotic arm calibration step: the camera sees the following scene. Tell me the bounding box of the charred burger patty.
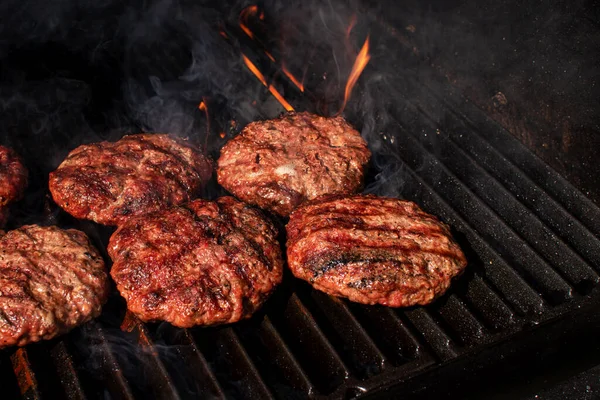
[109,197,283,327]
[0,145,28,226]
[49,134,212,226]
[217,112,371,216]
[286,195,467,307]
[0,225,109,348]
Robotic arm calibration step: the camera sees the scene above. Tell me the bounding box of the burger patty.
[0,145,28,207]
[109,197,283,327]
[0,225,109,348]
[286,195,467,307]
[49,134,213,226]
[0,145,28,226]
[217,112,371,216]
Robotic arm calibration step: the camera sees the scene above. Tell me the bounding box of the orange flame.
[282,63,304,92]
[198,99,210,152]
[236,5,304,94]
[338,36,371,115]
[240,23,254,39]
[242,54,294,112]
[240,5,259,39]
[264,50,276,62]
[346,14,357,38]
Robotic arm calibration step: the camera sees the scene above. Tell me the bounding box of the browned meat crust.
[0,225,109,348]
[0,145,28,207]
[109,197,283,327]
[49,134,213,226]
[217,112,371,216]
[0,146,28,226]
[286,195,467,307]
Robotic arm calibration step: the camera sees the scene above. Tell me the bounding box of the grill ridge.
[389,101,600,290]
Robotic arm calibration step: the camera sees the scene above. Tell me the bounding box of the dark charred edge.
[289,225,462,255]
[218,199,275,271]
[303,250,464,282]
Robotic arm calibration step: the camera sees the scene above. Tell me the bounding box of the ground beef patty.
[217,112,371,216]
[0,145,28,226]
[49,134,213,226]
[0,225,109,348]
[286,195,467,307]
[109,197,283,327]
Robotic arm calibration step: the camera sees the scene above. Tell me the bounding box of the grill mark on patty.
[0,226,107,347]
[22,229,103,289]
[11,229,101,316]
[295,218,448,237]
[133,138,199,192]
[304,246,463,278]
[310,206,441,222]
[288,222,452,252]
[219,201,273,277]
[50,134,211,226]
[109,197,283,327]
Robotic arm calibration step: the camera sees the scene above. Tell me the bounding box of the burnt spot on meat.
[308,253,360,280]
[348,277,376,290]
[144,291,163,310]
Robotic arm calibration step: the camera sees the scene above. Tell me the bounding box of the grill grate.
[2,5,600,400]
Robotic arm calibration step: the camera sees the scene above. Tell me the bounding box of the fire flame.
[238,5,304,93]
[346,14,357,38]
[239,5,259,39]
[338,36,371,115]
[198,99,210,152]
[242,54,294,112]
[282,63,304,92]
[264,50,276,62]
